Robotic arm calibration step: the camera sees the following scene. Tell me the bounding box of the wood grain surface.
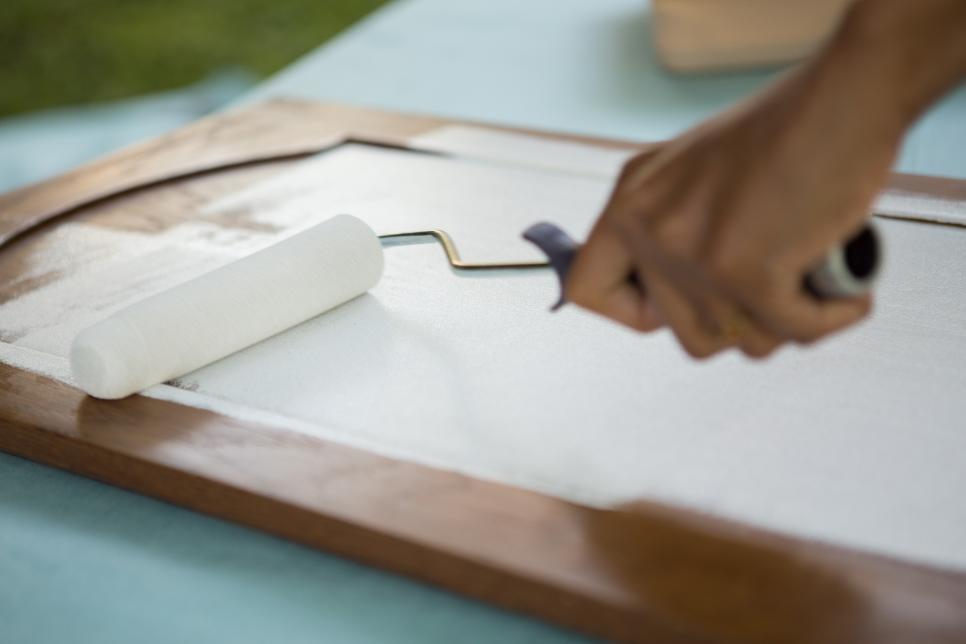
[1,100,965,644]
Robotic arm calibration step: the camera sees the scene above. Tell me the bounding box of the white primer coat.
[69,215,384,398]
[4,139,966,572]
[409,125,636,178]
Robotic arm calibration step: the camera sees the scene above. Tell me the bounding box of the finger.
[641,269,728,359]
[700,293,784,359]
[566,220,661,332]
[614,145,663,194]
[737,323,784,359]
[747,280,873,344]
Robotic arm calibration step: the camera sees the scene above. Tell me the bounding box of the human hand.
[566,50,904,359]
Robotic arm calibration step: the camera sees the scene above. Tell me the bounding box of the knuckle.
[617,147,659,183]
[705,247,751,286]
[749,293,801,339]
[565,281,600,312]
[656,218,697,258]
[609,200,653,237]
[792,326,825,345]
[742,339,780,360]
[617,157,644,183]
[633,317,662,334]
[681,336,717,360]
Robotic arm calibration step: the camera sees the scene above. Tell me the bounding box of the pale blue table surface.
[245,0,965,178]
[3,1,965,643]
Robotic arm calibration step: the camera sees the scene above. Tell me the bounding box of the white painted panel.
[4,144,965,571]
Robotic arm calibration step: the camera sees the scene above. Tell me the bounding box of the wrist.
[824,0,966,127]
[787,27,907,152]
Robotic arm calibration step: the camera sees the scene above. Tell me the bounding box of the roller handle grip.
[522,222,881,310]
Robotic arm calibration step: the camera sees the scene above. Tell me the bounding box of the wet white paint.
[3,134,966,572]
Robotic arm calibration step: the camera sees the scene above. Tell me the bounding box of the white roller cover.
[71,214,384,399]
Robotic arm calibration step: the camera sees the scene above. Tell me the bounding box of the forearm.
[828,0,966,127]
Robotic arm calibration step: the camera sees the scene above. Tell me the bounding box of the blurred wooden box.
[652,0,853,72]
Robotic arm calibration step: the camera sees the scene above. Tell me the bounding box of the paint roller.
[71,215,384,399]
[70,215,881,399]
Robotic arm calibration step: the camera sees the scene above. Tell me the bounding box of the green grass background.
[0,0,389,118]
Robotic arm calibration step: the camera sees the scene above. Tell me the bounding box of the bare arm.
[567,0,966,359]
[846,0,966,124]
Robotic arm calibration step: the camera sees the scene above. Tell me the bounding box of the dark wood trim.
[3,365,965,644]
